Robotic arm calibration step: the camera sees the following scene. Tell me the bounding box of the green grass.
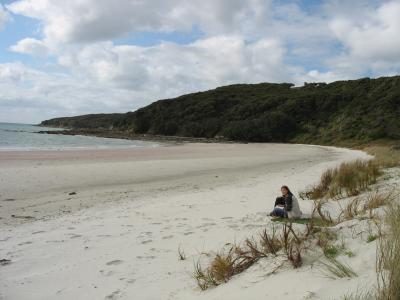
[367,234,378,243]
[319,256,358,279]
[271,217,331,227]
[323,245,340,258]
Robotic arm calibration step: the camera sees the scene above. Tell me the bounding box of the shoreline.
[0,143,371,299]
[37,128,230,144]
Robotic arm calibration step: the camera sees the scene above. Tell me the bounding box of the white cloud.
[0,4,11,30]
[0,36,293,123]
[329,1,400,75]
[2,0,400,123]
[7,0,270,44]
[10,38,51,56]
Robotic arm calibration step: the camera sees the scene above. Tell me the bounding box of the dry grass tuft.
[193,222,310,290]
[339,197,363,221]
[260,227,281,255]
[364,189,396,212]
[178,245,186,260]
[280,222,303,268]
[193,227,287,290]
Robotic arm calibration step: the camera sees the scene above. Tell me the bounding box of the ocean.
[0,122,158,150]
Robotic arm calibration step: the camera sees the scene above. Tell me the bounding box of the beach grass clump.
[363,189,396,212]
[319,256,358,279]
[364,145,400,168]
[280,222,303,268]
[193,223,308,290]
[340,288,374,300]
[315,229,338,250]
[193,228,284,290]
[301,159,381,200]
[260,227,282,255]
[323,244,340,258]
[339,196,363,221]
[376,203,400,300]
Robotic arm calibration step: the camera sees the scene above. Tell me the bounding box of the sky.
[0,0,400,124]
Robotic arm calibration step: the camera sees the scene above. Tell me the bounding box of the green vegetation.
[344,250,355,258]
[271,217,329,226]
[367,234,377,243]
[41,76,400,145]
[41,113,126,129]
[319,256,358,279]
[323,244,340,258]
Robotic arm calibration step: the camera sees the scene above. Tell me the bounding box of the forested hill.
[41,76,400,145]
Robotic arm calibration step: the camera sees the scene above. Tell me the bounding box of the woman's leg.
[272,207,286,217]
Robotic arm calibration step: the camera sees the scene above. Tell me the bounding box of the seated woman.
[270,185,302,219]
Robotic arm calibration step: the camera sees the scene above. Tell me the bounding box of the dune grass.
[340,288,374,300]
[319,256,358,279]
[193,223,305,290]
[300,159,381,200]
[363,145,400,168]
[363,189,396,212]
[193,229,279,289]
[376,203,400,300]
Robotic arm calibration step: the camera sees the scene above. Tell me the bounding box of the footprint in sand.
[136,255,156,260]
[106,260,123,266]
[105,290,121,300]
[162,235,174,239]
[18,241,33,245]
[100,270,115,277]
[197,222,216,228]
[32,230,46,234]
[68,234,82,239]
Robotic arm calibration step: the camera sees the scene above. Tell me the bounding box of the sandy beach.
[0,143,371,300]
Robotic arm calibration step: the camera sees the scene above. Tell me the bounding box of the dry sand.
[0,143,372,299]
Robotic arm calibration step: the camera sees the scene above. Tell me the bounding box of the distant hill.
[41,76,400,145]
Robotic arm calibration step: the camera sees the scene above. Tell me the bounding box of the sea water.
[0,122,158,150]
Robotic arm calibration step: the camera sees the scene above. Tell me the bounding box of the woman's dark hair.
[281,185,293,195]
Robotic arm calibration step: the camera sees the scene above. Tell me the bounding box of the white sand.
[0,143,373,300]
